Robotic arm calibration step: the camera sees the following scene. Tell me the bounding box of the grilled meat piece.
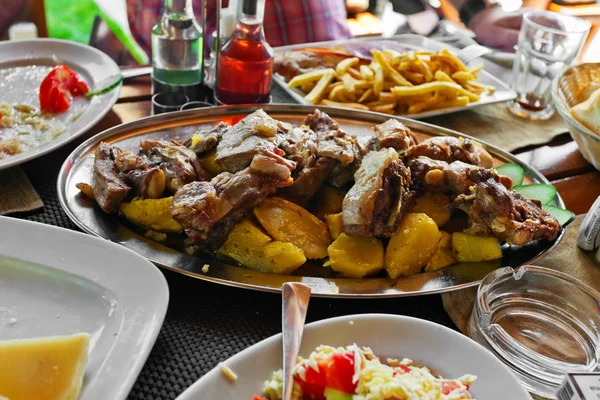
[407,136,494,168]
[408,156,512,195]
[281,157,336,205]
[454,178,562,246]
[140,139,208,193]
[274,51,326,82]
[304,109,340,133]
[185,122,229,154]
[114,152,166,198]
[343,148,413,237]
[170,149,296,249]
[374,119,418,153]
[215,109,281,172]
[274,50,356,82]
[92,143,131,213]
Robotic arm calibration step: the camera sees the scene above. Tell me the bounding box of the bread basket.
[552,63,600,170]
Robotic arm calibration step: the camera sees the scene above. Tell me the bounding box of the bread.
[570,87,600,135]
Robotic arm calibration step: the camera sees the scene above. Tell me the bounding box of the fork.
[455,44,493,65]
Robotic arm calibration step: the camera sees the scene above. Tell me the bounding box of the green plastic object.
[324,387,353,400]
[495,163,525,186]
[93,0,150,65]
[543,205,575,226]
[513,184,558,205]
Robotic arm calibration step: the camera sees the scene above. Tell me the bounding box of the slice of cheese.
[0,333,90,400]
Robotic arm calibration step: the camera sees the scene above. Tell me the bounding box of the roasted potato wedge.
[198,149,223,177]
[425,231,457,271]
[452,232,502,262]
[385,213,441,279]
[411,191,452,227]
[254,197,332,259]
[120,197,183,233]
[325,233,384,278]
[325,213,344,240]
[218,220,306,274]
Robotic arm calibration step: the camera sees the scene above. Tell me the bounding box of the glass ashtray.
[468,265,600,399]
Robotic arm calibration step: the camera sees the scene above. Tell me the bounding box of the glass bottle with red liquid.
[215,0,273,104]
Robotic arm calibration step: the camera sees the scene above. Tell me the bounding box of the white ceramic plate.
[0,39,121,170]
[177,314,531,399]
[273,34,516,119]
[0,217,169,400]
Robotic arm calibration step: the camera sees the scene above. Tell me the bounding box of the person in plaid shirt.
[126,0,353,56]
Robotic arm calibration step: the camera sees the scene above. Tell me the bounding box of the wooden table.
[10,63,599,400]
[105,74,600,215]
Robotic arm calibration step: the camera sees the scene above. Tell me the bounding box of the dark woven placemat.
[10,87,458,399]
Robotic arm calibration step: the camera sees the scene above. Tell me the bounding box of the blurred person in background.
[0,0,32,38]
[390,0,523,52]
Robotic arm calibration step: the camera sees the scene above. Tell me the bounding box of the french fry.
[470,63,484,74]
[383,49,403,65]
[300,82,316,93]
[370,103,396,114]
[428,96,470,111]
[321,99,369,110]
[434,70,456,84]
[407,102,428,114]
[360,65,374,81]
[467,80,496,94]
[326,82,343,90]
[328,84,347,101]
[451,71,474,82]
[288,68,335,88]
[403,71,426,85]
[379,92,396,102]
[373,51,413,87]
[391,81,479,102]
[347,68,363,80]
[372,62,384,95]
[357,88,374,103]
[336,57,359,75]
[304,71,335,104]
[440,48,469,71]
[417,59,433,81]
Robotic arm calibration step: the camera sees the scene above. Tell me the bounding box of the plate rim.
[175,313,532,400]
[271,33,517,119]
[0,216,169,400]
[0,38,122,171]
[56,104,566,298]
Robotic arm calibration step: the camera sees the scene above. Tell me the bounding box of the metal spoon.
[282,282,311,400]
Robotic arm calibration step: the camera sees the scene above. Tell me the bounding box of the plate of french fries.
[273,35,516,118]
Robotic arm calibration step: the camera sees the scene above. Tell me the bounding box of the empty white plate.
[177,314,531,399]
[0,217,169,400]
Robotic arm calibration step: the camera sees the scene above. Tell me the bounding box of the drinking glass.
[152,92,189,114]
[508,10,590,120]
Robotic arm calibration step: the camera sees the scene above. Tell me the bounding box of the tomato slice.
[441,380,461,395]
[324,352,356,394]
[39,65,89,113]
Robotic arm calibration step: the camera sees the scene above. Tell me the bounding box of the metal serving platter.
[273,34,516,119]
[58,104,565,298]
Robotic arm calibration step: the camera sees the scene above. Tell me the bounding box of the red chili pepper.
[39,65,89,113]
[252,396,267,400]
[399,364,411,374]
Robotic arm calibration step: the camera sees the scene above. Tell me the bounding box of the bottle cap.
[243,0,258,15]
